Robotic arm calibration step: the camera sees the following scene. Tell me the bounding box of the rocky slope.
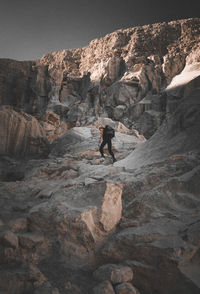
[0,18,200,294]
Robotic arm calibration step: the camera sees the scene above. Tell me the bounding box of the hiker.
[99,125,117,163]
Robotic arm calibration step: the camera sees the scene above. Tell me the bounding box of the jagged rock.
[40,111,71,142]
[59,72,91,105]
[93,264,133,284]
[0,106,50,158]
[27,181,123,265]
[18,233,45,249]
[115,282,139,294]
[92,280,115,294]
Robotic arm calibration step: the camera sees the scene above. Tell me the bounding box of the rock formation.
[0,18,200,137]
[0,105,49,158]
[0,17,200,294]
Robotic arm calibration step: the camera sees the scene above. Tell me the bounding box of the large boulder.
[27,181,123,265]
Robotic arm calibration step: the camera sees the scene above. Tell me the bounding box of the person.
[99,125,117,163]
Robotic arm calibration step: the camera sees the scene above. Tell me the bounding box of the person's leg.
[99,140,107,157]
[107,139,116,162]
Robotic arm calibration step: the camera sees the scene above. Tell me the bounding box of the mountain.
[0,18,200,294]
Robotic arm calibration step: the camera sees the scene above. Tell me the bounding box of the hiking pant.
[99,138,116,160]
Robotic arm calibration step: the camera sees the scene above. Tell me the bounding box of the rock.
[64,281,81,294]
[9,218,28,233]
[116,87,200,170]
[59,72,90,105]
[92,280,115,294]
[40,111,71,142]
[50,123,145,161]
[93,264,133,284]
[28,181,123,265]
[115,282,139,294]
[0,106,50,158]
[100,182,123,232]
[0,270,33,294]
[100,152,200,294]
[0,19,200,133]
[0,265,46,294]
[0,59,50,115]
[51,126,93,156]
[34,282,60,294]
[18,233,45,249]
[114,105,127,120]
[0,230,19,249]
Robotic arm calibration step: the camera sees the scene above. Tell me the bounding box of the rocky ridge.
[0,18,200,294]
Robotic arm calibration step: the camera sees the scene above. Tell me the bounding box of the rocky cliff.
[0,18,200,294]
[0,18,200,149]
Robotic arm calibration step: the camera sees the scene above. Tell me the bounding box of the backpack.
[105,125,115,138]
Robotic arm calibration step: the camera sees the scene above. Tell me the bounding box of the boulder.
[27,181,123,265]
[115,283,139,294]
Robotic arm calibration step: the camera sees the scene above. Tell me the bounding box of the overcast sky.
[0,0,199,61]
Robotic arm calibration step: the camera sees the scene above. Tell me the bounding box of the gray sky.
[0,0,199,61]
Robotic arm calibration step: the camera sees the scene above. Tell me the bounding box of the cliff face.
[0,59,50,115]
[1,18,199,137]
[0,106,49,158]
[38,18,200,131]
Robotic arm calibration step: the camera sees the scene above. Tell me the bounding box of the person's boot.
[112,157,117,163]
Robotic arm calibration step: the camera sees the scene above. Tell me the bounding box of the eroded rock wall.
[0,59,50,115]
